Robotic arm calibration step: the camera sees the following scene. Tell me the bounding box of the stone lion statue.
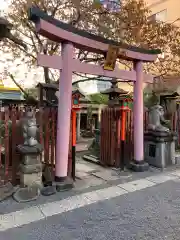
[148,105,170,132]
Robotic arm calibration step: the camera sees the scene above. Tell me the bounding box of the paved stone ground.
[2,137,180,238]
[3,152,178,214]
[1,179,180,239]
[0,157,162,215]
[2,151,180,239]
[76,137,93,153]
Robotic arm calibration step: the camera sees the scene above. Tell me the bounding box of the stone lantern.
[101,79,129,107]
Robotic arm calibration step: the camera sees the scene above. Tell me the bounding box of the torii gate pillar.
[55,43,74,190]
[130,61,149,171]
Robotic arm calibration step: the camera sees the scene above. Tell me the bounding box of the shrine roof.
[29,7,161,62]
[37,82,85,94]
[0,91,25,101]
[101,87,128,95]
[36,82,89,101]
[36,82,58,90]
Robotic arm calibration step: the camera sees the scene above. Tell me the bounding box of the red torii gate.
[29,7,160,191]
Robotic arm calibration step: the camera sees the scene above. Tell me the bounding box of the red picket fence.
[100,107,179,167]
[0,106,72,186]
[100,108,133,167]
[1,105,180,186]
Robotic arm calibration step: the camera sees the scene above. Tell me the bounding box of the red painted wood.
[4,107,9,183]
[67,112,72,177]
[11,107,18,185]
[100,108,135,167]
[115,108,121,168]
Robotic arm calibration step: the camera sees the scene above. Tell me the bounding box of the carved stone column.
[13,109,43,202]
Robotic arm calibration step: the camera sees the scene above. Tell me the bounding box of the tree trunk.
[43,67,50,84]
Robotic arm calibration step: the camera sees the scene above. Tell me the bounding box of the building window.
[99,0,120,12]
[149,9,167,22]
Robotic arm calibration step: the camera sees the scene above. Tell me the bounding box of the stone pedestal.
[129,160,149,172]
[144,131,177,169]
[13,144,43,202]
[55,176,74,192]
[17,144,43,188]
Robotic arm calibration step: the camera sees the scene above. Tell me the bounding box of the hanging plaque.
[104,45,119,71]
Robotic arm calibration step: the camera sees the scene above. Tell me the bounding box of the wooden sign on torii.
[29,7,161,190]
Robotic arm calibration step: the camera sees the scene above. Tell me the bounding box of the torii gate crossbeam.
[29,6,161,191]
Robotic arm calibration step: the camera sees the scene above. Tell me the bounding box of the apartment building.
[146,0,180,25]
[119,0,180,93]
[145,0,180,95]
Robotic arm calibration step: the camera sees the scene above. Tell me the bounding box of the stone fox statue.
[148,105,170,132]
[22,110,38,146]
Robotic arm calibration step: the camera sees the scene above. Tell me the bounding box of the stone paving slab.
[119,178,156,192]
[74,176,106,190]
[76,162,97,173]
[146,173,178,184]
[0,206,44,230]
[75,171,90,179]
[169,169,180,177]
[92,169,126,181]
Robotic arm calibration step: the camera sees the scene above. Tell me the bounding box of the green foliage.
[89,93,108,104]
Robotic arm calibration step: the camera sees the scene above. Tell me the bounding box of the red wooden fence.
[100,108,134,167]
[1,105,180,186]
[0,106,72,186]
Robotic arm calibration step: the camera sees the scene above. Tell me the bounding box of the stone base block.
[22,154,41,165]
[55,176,74,192]
[20,172,42,188]
[17,144,43,155]
[13,186,40,203]
[41,185,56,196]
[129,160,149,172]
[20,163,42,174]
[144,140,175,168]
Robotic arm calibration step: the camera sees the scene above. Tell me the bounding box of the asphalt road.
[1,180,180,240]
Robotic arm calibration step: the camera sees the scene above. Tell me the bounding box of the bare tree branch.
[3,0,180,85]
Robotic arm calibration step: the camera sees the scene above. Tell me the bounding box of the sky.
[0,0,46,89]
[0,0,10,15]
[1,0,7,9]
